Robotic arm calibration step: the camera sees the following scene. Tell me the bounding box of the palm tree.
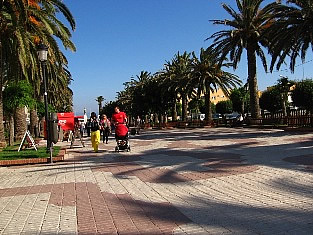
[168,52,193,121]
[129,71,152,118]
[268,0,313,72]
[0,0,29,146]
[0,0,76,142]
[158,61,178,121]
[48,66,74,112]
[191,48,241,122]
[208,0,277,118]
[96,96,105,115]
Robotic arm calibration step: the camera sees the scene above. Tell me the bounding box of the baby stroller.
[114,124,131,152]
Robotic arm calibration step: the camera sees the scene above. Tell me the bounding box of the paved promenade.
[0,127,313,234]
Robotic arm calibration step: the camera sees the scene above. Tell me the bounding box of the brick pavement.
[0,128,313,234]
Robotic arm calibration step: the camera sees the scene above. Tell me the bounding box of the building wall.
[209,89,229,105]
[191,88,261,105]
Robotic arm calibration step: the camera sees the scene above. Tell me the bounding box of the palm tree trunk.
[0,99,7,147]
[182,93,187,122]
[154,113,159,125]
[204,89,212,123]
[30,108,38,137]
[14,106,27,141]
[145,115,148,125]
[9,115,14,146]
[172,98,177,121]
[0,45,6,147]
[247,43,260,118]
[281,94,287,117]
[241,100,245,116]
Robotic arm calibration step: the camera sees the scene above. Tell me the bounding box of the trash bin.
[49,113,59,144]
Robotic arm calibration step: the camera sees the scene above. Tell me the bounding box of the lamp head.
[37,43,48,62]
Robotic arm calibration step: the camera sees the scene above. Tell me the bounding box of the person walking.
[86,118,91,137]
[112,106,128,140]
[112,106,127,126]
[90,112,100,152]
[100,114,111,143]
[99,115,105,141]
[135,115,141,134]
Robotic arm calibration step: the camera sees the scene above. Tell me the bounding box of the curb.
[0,149,67,167]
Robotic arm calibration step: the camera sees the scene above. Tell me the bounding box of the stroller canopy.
[115,124,128,137]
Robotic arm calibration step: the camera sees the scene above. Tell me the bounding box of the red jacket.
[112,111,127,124]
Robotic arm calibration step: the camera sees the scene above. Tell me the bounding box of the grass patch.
[0,144,61,160]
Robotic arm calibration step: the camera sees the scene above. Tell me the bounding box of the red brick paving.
[204,140,264,150]
[166,140,200,149]
[131,140,154,147]
[93,151,258,183]
[0,182,191,234]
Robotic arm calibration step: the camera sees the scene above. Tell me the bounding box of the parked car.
[189,114,205,121]
[212,113,222,120]
[224,112,240,120]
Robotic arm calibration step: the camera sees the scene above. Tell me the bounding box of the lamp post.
[38,43,52,163]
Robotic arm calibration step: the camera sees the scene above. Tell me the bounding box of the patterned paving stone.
[0,181,191,234]
[166,140,200,149]
[0,128,313,234]
[93,150,258,183]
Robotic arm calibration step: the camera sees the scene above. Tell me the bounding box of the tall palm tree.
[158,61,178,121]
[208,0,277,118]
[24,1,75,138]
[169,51,193,121]
[129,71,152,117]
[96,96,105,115]
[0,0,76,142]
[268,0,313,72]
[191,48,241,122]
[0,0,30,146]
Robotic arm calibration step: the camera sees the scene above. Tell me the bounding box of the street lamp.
[37,43,53,163]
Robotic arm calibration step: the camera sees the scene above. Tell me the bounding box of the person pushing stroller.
[112,106,130,152]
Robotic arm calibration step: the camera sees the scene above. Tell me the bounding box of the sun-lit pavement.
[0,127,313,234]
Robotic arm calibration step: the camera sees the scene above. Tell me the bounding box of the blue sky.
[62,0,313,115]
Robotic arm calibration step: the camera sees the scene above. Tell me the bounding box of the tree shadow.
[135,127,308,142]
[268,176,313,201]
[23,128,313,183]
[116,190,313,234]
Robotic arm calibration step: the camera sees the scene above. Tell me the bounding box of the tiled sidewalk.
[0,128,313,234]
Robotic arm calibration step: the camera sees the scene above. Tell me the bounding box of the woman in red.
[112,106,128,139]
[112,106,127,125]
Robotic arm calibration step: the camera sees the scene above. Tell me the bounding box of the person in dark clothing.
[86,118,91,137]
[90,112,100,152]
